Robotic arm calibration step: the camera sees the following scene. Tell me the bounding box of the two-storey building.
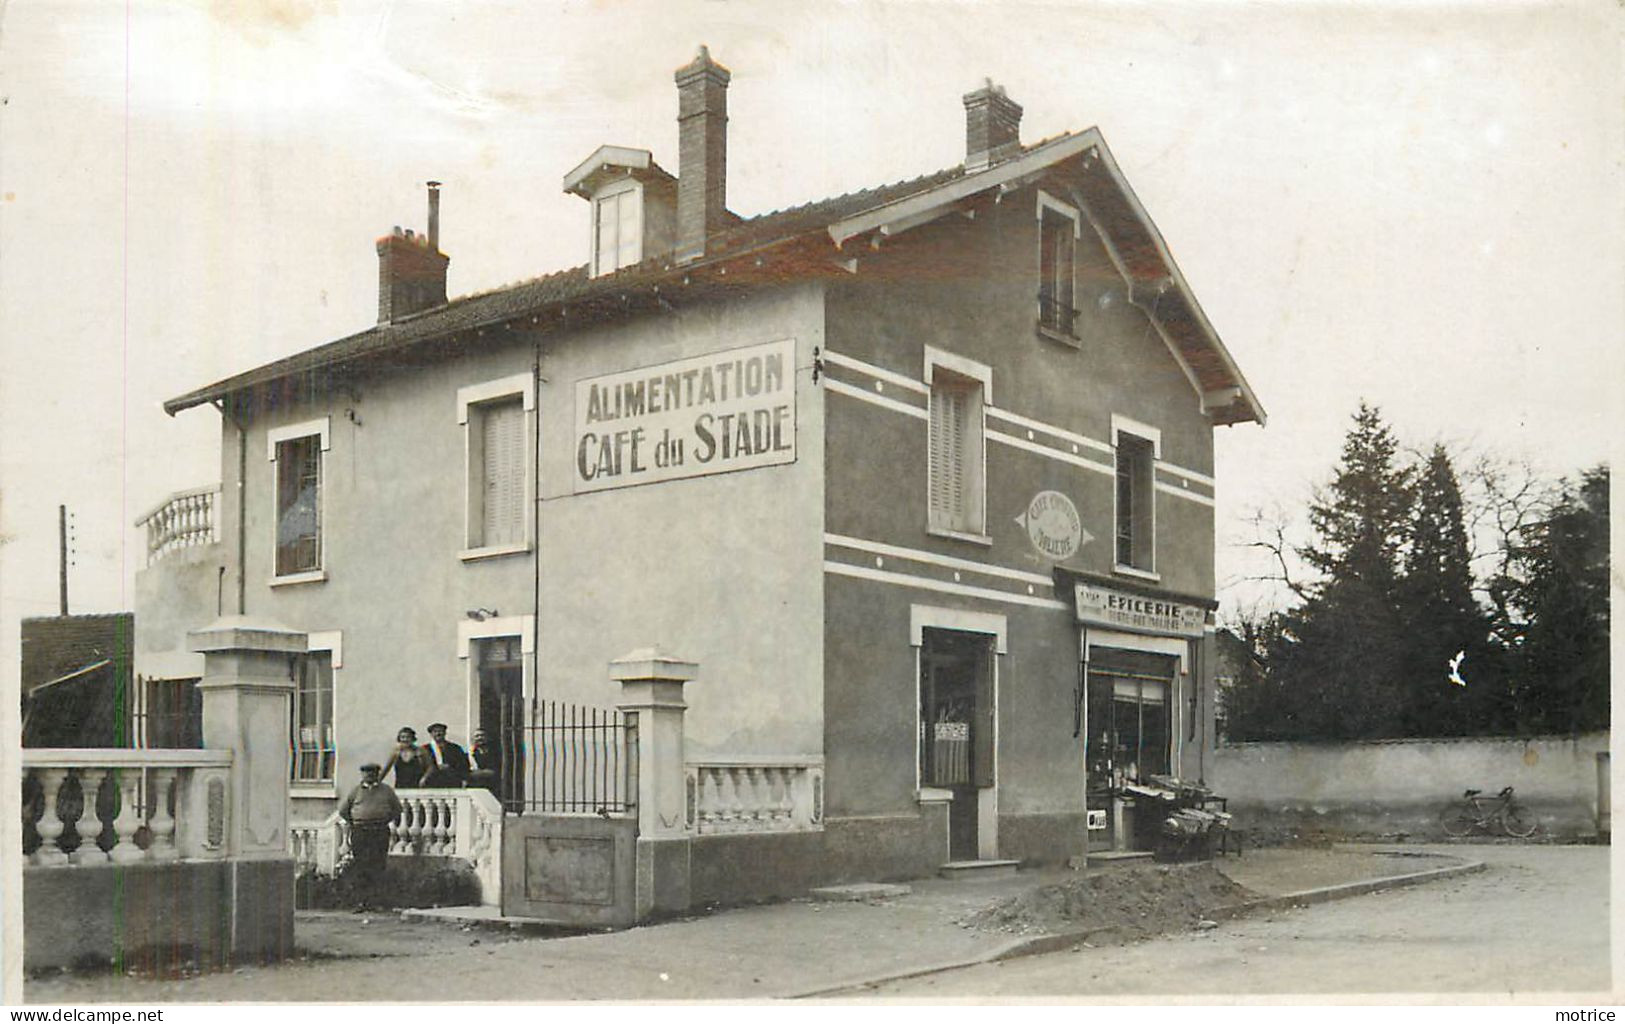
[144,47,1263,893]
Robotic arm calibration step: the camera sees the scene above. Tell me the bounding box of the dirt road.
[856,844,1611,999]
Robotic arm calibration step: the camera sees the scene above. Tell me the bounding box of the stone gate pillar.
[613,646,695,919]
[189,616,305,859]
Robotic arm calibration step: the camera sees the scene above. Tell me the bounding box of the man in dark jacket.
[337,763,401,911]
[422,722,470,788]
[466,728,502,798]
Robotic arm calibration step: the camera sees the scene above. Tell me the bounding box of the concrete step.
[1085,850,1154,869]
[938,859,1020,880]
[808,882,912,902]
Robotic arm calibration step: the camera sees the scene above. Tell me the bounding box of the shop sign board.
[1074,582,1205,637]
[573,339,796,493]
[1016,490,1088,561]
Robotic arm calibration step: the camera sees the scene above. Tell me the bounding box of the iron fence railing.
[509,701,636,816]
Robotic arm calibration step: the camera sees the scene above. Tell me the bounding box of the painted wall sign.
[1016,490,1088,561]
[1074,583,1205,637]
[573,339,796,493]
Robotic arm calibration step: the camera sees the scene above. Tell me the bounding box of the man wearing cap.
[422,722,470,788]
[337,762,401,911]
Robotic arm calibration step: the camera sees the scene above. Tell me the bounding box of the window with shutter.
[593,187,643,276]
[479,397,525,547]
[928,370,984,535]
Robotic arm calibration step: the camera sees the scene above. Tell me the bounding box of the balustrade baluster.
[727,768,746,828]
[775,768,795,823]
[31,769,70,867]
[71,768,110,864]
[146,769,179,861]
[406,797,425,853]
[700,768,722,831]
[748,767,768,822]
[435,797,454,855]
[108,769,146,864]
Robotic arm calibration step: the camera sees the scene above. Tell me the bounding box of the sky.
[1,0,1621,687]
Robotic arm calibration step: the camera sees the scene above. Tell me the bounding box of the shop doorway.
[476,636,525,812]
[1085,647,1177,849]
[919,628,995,861]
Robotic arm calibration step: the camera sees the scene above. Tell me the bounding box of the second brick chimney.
[674,45,731,263]
[376,182,449,323]
[962,80,1023,172]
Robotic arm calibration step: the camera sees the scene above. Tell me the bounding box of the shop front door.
[920,628,995,861]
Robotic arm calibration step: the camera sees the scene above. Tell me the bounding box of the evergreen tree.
[1397,445,1497,735]
[1503,467,1610,733]
[1280,403,1414,738]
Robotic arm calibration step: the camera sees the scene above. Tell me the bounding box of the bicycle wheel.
[1439,805,1477,838]
[1501,805,1538,838]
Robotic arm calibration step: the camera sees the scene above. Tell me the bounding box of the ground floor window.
[292,652,335,783]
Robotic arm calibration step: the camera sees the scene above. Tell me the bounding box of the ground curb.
[791,856,1486,998]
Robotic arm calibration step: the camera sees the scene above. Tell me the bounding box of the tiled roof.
[163,165,968,415]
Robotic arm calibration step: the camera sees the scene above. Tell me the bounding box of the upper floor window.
[458,374,535,559]
[268,418,329,581]
[926,348,991,539]
[291,650,335,784]
[594,185,642,276]
[1037,191,1080,339]
[1112,415,1159,575]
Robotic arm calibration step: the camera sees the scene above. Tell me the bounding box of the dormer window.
[564,145,677,279]
[594,185,643,276]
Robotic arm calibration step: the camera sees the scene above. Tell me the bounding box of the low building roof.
[165,130,1264,426]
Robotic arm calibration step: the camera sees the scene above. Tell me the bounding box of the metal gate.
[498,701,640,925]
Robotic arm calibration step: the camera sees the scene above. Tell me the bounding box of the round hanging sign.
[1019,490,1086,562]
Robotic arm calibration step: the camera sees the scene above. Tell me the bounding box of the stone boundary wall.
[1209,732,1609,840]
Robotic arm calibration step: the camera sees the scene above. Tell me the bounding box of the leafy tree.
[1500,467,1610,733]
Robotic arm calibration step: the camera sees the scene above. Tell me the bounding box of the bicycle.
[1438,785,1538,838]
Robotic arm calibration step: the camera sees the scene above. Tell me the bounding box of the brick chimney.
[674,45,731,263]
[962,80,1022,172]
[376,182,449,323]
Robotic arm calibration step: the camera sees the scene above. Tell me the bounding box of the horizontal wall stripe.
[822,350,930,395]
[825,533,1055,587]
[824,349,1214,490]
[987,406,1114,456]
[988,429,1115,476]
[825,378,930,420]
[825,560,1070,611]
[1157,481,1215,507]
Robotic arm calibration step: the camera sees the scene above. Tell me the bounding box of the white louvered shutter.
[481,398,524,546]
[930,381,970,531]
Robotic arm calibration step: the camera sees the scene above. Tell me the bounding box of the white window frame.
[1110,414,1161,581]
[267,417,330,586]
[1036,190,1081,341]
[924,347,992,544]
[590,180,643,278]
[291,630,342,797]
[457,373,537,561]
[457,614,536,743]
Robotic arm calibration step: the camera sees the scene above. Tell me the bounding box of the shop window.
[928,367,986,537]
[273,432,323,577]
[1086,669,1171,790]
[291,651,335,784]
[1114,430,1156,573]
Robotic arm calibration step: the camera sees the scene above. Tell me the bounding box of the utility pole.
[58,504,69,616]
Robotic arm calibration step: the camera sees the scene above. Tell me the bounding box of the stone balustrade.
[684,757,824,834]
[134,485,219,566]
[22,749,234,866]
[289,787,504,905]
